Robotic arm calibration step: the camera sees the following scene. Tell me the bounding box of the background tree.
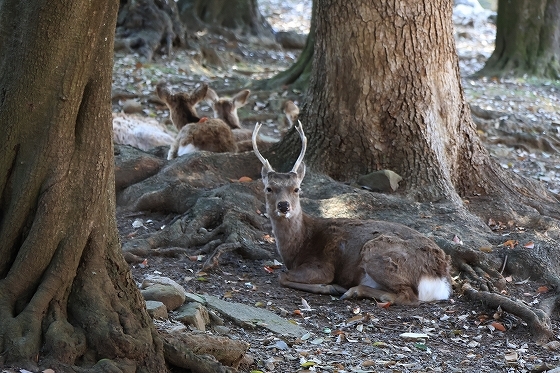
[177,0,275,40]
[0,0,166,371]
[477,0,560,78]
[262,0,560,337]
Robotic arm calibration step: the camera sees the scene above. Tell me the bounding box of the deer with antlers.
[252,122,452,305]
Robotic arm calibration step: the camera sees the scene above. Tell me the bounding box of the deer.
[282,100,299,130]
[252,122,452,305]
[205,87,277,152]
[157,83,239,160]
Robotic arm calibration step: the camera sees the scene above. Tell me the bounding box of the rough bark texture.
[0,1,165,371]
[268,0,559,212]
[477,0,560,79]
[115,0,185,61]
[178,0,275,40]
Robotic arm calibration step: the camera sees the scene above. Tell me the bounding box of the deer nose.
[277,201,290,213]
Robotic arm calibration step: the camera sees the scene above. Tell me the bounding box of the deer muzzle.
[277,201,290,214]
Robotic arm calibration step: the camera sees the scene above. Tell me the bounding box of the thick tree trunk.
[477,0,560,79]
[178,0,275,40]
[0,1,165,371]
[269,0,558,211]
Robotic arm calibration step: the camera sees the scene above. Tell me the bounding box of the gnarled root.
[462,283,553,343]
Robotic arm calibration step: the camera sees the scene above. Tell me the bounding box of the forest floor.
[112,2,560,373]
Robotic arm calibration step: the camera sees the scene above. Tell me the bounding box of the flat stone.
[203,295,307,338]
[146,300,168,320]
[141,283,186,311]
[174,302,210,331]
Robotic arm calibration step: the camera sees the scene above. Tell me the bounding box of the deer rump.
[278,216,451,305]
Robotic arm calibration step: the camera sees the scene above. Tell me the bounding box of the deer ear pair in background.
[157,83,299,159]
[253,122,453,306]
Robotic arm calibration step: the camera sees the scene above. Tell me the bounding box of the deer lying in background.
[252,122,452,305]
[112,112,175,151]
[157,83,238,159]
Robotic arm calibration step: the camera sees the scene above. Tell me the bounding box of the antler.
[252,122,273,173]
[291,120,307,173]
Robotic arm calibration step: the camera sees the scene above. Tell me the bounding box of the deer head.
[205,87,250,129]
[253,121,307,219]
[156,82,208,130]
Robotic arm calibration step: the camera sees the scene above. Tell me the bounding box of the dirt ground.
[113,2,560,372]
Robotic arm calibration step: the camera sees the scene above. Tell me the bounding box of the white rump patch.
[417,277,452,302]
[178,143,198,156]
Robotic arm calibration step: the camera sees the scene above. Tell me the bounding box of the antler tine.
[252,122,273,172]
[291,120,307,173]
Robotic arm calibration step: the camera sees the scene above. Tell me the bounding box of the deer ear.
[295,162,306,180]
[192,84,209,104]
[205,87,219,103]
[261,167,271,183]
[233,89,250,108]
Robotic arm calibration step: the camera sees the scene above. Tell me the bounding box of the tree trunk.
[0,1,165,371]
[255,1,316,90]
[477,0,560,79]
[178,0,275,40]
[269,0,558,210]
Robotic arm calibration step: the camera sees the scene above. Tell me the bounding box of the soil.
[113,2,560,372]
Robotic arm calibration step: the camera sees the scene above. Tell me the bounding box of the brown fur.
[157,82,207,130]
[254,123,452,305]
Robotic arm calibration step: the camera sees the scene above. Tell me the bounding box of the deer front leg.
[278,263,347,296]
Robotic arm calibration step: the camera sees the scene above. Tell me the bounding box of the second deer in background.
[157,83,239,160]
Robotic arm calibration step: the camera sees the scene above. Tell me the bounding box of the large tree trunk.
[477,0,560,79]
[0,1,165,371]
[178,0,275,40]
[269,0,558,210]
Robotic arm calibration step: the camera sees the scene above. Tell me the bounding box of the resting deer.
[253,122,452,305]
[282,100,299,130]
[157,83,238,160]
[205,87,280,152]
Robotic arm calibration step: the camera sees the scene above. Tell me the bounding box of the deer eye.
[294,188,300,193]
[266,187,272,193]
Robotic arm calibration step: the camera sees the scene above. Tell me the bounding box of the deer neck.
[269,209,310,268]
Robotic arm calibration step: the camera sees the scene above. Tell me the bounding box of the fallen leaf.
[399,332,429,340]
[491,321,506,331]
[479,246,493,253]
[504,276,512,282]
[503,239,518,249]
[452,235,463,245]
[301,298,314,311]
[537,286,549,294]
[523,241,535,249]
[238,176,252,182]
[504,351,518,364]
[293,309,303,316]
[263,266,274,273]
[377,301,392,309]
[372,341,389,348]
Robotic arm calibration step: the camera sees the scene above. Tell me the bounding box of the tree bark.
[178,0,275,40]
[477,0,560,79]
[268,0,559,211]
[0,1,165,371]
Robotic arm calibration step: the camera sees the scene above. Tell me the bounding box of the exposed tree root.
[122,192,274,265]
[462,283,553,343]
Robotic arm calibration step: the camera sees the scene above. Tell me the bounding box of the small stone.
[141,283,186,311]
[545,340,560,351]
[174,302,210,331]
[213,325,231,335]
[122,99,143,114]
[146,300,168,320]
